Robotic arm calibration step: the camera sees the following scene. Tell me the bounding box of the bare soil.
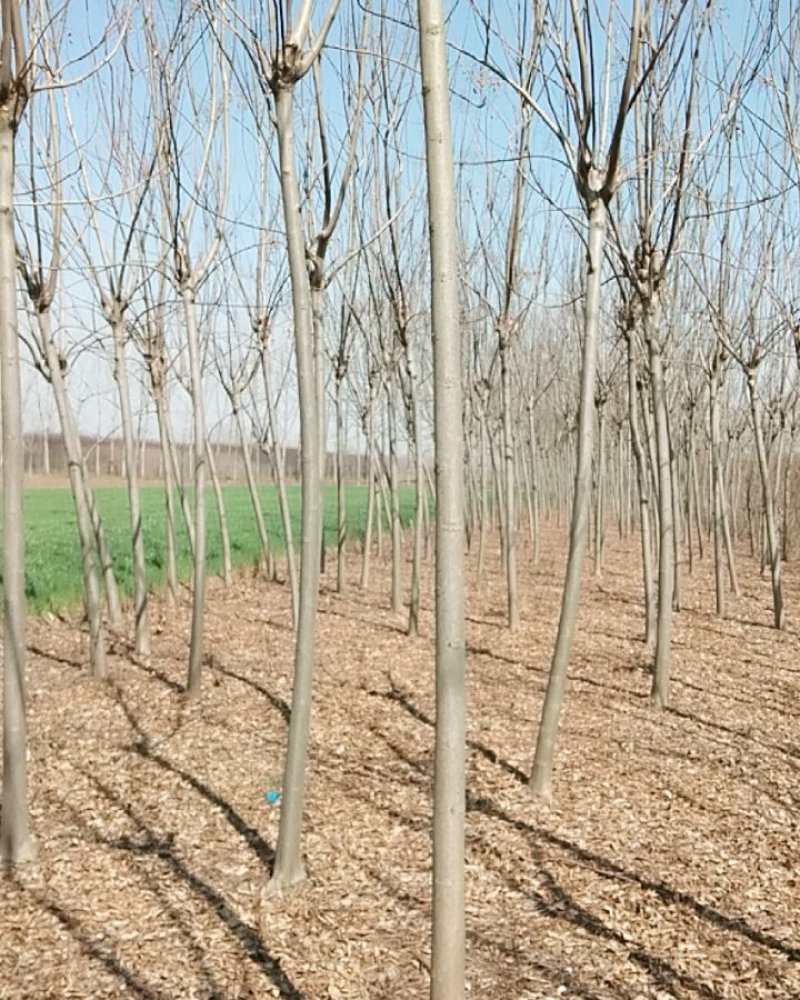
[1,527,798,999]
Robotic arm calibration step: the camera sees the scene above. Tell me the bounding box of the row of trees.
[3,2,800,996]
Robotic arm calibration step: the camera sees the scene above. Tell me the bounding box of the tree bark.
[261,344,298,623]
[335,373,347,593]
[180,283,208,697]
[206,435,232,586]
[152,379,178,607]
[646,327,674,709]
[359,398,376,591]
[386,381,403,615]
[747,369,784,629]
[500,338,520,628]
[268,80,323,891]
[40,315,107,678]
[417,1,467,992]
[529,196,606,801]
[234,398,275,579]
[0,114,35,863]
[86,482,123,629]
[110,312,150,656]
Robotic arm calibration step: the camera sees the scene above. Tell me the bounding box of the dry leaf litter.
[0,528,798,999]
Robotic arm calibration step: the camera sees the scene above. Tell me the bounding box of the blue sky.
[14,0,799,451]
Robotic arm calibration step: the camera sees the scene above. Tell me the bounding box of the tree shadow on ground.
[107,681,275,868]
[17,884,169,1000]
[131,742,275,868]
[672,675,797,724]
[374,680,800,966]
[667,703,800,744]
[466,643,542,671]
[372,681,528,784]
[27,643,83,670]
[85,775,302,998]
[468,794,800,964]
[363,862,620,1000]
[318,603,407,636]
[206,653,290,725]
[128,656,185,694]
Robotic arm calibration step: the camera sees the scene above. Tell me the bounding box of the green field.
[10,483,415,613]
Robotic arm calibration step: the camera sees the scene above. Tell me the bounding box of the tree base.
[1,838,37,867]
[528,771,553,806]
[262,861,307,898]
[258,864,307,935]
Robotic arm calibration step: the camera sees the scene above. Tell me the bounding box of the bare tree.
[148,3,230,696]
[63,51,160,658]
[17,76,112,680]
[525,0,645,801]
[227,0,342,893]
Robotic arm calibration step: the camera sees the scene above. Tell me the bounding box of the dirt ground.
[0,526,798,999]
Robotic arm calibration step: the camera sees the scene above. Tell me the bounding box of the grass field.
[11,483,415,613]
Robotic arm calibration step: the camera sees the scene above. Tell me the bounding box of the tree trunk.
[593,398,606,576]
[500,340,520,629]
[476,409,488,581]
[667,397,682,612]
[86,482,123,629]
[387,382,403,615]
[747,370,784,629]
[0,116,35,863]
[689,424,704,561]
[180,283,208,697]
[153,387,178,607]
[261,346,298,624]
[528,405,541,562]
[111,314,150,657]
[417,2,467,992]
[234,402,275,580]
[359,402,375,591]
[206,435,232,586]
[405,342,424,637]
[268,81,323,891]
[40,315,107,677]
[529,196,607,801]
[709,366,726,616]
[646,328,674,709]
[335,375,347,593]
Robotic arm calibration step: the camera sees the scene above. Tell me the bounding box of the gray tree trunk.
[529,196,607,802]
[206,435,232,587]
[627,334,655,644]
[40,316,107,677]
[500,340,520,628]
[476,407,488,581]
[261,345,298,623]
[747,369,784,629]
[0,114,35,863]
[404,342,424,637]
[359,400,376,591]
[335,374,347,593]
[646,329,674,709]
[268,81,323,891]
[593,396,606,576]
[386,382,403,615]
[234,401,275,580]
[180,283,208,697]
[417,1,467,992]
[528,404,541,562]
[153,387,178,606]
[86,483,123,629]
[110,313,150,657]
